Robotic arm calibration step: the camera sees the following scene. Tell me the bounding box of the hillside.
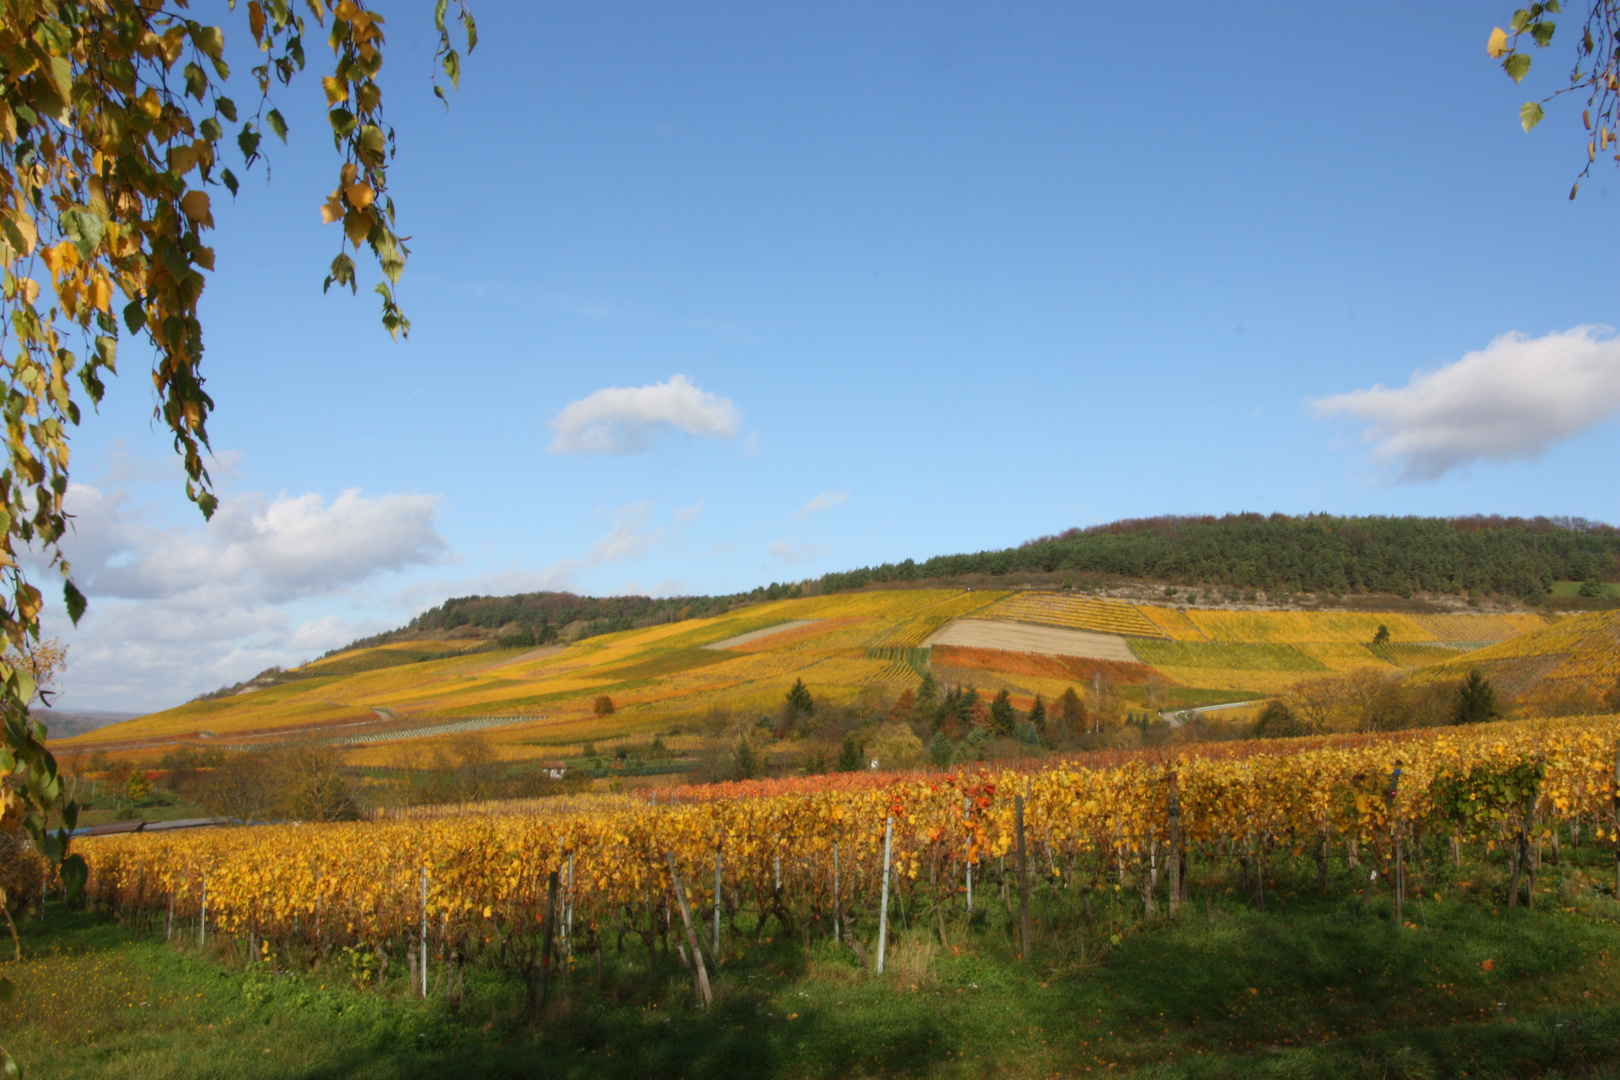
[821,514,1620,603]
[1408,608,1620,713]
[314,515,1617,666]
[62,588,1560,762]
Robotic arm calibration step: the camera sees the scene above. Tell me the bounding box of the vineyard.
[78,715,1620,1008]
[58,588,1581,773]
[1412,610,1620,698]
[977,593,1166,638]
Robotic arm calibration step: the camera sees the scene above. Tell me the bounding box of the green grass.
[13,847,1620,1079]
[1130,640,1329,672]
[1548,580,1620,600]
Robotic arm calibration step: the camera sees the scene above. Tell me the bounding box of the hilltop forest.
[821,514,1620,600]
[330,514,1617,660]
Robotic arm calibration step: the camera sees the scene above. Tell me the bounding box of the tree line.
[818,514,1620,602]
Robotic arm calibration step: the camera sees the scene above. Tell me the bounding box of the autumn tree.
[0,8,477,1051]
[1489,2,1620,199]
[887,688,916,724]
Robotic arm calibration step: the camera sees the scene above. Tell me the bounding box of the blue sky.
[44,1,1620,711]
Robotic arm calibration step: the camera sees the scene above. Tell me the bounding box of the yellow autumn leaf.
[1487,27,1508,59]
[344,182,376,209]
[179,190,213,227]
[320,191,344,224]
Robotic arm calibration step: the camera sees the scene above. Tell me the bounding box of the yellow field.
[1410,610,1620,697]
[62,587,1566,760]
[977,592,1165,638]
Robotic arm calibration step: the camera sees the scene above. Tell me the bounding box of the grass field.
[14,832,1620,1078]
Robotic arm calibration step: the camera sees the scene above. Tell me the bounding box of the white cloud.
[548,374,740,455]
[768,540,829,565]
[674,498,705,525]
[1311,326,1620,480]
[793,490,849,521]
[41,485,452,712]
[587,503,663,564]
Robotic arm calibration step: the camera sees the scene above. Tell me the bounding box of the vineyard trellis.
[74,716,1620,1007]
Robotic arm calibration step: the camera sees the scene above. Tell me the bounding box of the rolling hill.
[60,586,1575,763]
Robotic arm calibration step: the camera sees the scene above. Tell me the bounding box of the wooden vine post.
[1014,794,1031,959]
[534,869,560,1017]
[1167,769,1182,916]
[420,867,430,998]
[713,840,723,960]
[666,852,713,1007]
[1613,740,1619,900]
[1387,761,1403,926]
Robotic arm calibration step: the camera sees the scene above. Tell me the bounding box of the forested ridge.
[336,515,1617,658]
[819,514,1620,600]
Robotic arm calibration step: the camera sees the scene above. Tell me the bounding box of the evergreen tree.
[785,678,814,717]
[1372,624,1391,645]
[732,738,760,781]
[1028,694,1048,743]
[836,735,862,772]
[989,688,1016,736]
[1056,686,1087,741]
[1451,670,1500,725]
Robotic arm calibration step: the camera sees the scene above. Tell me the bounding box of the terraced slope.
[1410,610,1620,699]
[977,592,1165,638]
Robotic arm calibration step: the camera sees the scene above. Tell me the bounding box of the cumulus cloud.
[1312,326,1620,480]
[42,485,452,711]
[548,374,740,454]
[793,490,849,521]
[768,540,829,565]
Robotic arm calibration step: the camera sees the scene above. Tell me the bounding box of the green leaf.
[237,123,261,165]
[63,580,85,625]
[215,96,238,123]
[327,107,356,137]
[1504,53,1532,82]
[220,168,239,197]
[60,854,87,900]
[60,209,103,259]
[2,1045,20,1078]
[266,108,288,143]
[1530,21,1555,47]
[465,12,478,52]
[1548,0,1562,12]
[122,298,145,334]
[192,24,225,59]
[184,62,208,101]
[1520,101,1545,131]
[1510,8,1531,32]
[199,116,222,142]
[442,48,460,90]
[434,0,448,32]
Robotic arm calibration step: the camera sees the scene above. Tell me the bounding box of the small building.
[539,761,568,780]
